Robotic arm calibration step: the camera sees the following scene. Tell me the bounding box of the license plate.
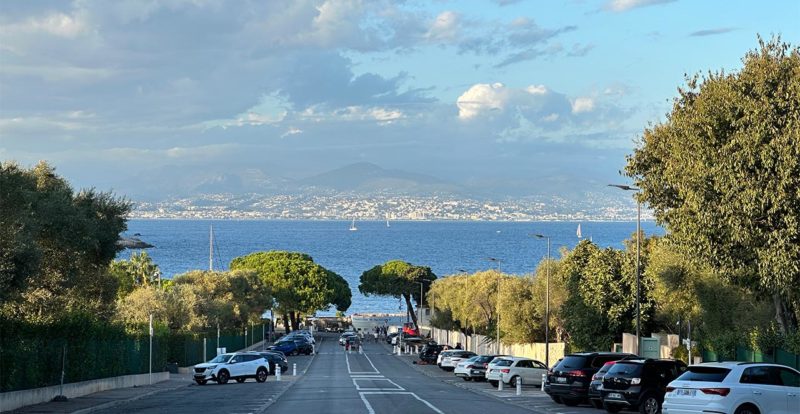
[676,389,696,396]
[556,377,567,383]
[608,392,623,399]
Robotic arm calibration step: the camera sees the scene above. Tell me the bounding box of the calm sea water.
[122,220,664,315]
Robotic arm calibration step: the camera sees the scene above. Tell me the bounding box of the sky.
[1,0,798,199]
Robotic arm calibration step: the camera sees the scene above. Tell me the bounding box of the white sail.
[577,223,582,239]
[349,218,358,231]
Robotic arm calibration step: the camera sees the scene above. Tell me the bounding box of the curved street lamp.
[487,257,503,353]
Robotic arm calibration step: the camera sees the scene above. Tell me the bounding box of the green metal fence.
[701,346,800,370]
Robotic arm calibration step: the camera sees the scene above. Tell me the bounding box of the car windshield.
[597,362,615,374]
[495,359,513,367]
[558,356,588,370]
[675,366,732,382]
[209,354,232,363]
[606,362,643,378]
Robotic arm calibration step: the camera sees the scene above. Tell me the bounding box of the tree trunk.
[290,311,300,331]
[773,294,798,334]
[403,293,420,330]
[282,312,291,333]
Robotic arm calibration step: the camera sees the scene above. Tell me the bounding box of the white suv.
[193,352,270,385]
[663,362,800,414]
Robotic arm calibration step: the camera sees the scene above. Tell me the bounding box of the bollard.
[516,377,522,396]
[293,363,297,376]
[359,346,363,354]
[541,374,546,392]
[276,367,281,382]
[498,378,504,391]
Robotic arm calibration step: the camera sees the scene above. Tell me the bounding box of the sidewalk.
[9,374,192,414]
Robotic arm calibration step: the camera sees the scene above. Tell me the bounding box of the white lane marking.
[345,350,379,374]
[359,392,446,414]
[352,378,404,391]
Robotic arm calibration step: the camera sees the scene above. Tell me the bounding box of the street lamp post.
[488,257,502,354]
[416,278,434,332]
[533,234,551,368]
[609,184,642,354]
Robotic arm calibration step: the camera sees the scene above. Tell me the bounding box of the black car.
[419,344,444,364]
[545,352,637,406]
[588,360,622,408]
[600,358,687,414]
[256,351,289,374]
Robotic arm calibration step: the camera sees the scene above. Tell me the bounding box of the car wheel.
[195,379,207,385]
[463,377,472,381]
[550,395,563,404]
[734,404,760,414]
[591,399,603,409]
[236,378,246,383]
[509,376,519,388]
[603,402,623,413]
[256,368,268,383]
[216,370,230,384]
[562,398,579,407]
[638,393,660,414]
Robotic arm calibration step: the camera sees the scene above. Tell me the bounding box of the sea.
[121,220,664,316]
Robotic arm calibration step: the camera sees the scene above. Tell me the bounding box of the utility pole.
[609,184,642,354]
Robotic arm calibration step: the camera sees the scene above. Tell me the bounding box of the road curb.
[255,334,322,414]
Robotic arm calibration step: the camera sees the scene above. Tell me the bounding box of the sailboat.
[577,223,583,239]
[349,218,358,231]
[386,214,390,228]
[209,224,215,271]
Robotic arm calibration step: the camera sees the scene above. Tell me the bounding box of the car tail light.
[700,388,730,396]
[483,363,489,368]
[665,386,675,392]
[466,365,474,369]
[567,370,587,377]
[591,374,598,381]
[501,369,510,374]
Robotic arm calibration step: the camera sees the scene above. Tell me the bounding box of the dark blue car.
[268,339,313,356]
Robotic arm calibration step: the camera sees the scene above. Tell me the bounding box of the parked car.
[589,361,619,408]
[440,350,476,371]
[255,351,289,374]
[268,338,314,356]
[545,352,637,406]
[454,354,505,381]
[663,362,800,414]
[284,331,315,344]
[386,332,398,344]
[419,344,444,364]
[193,352,270,385]
[600,358,687,414]
[437,349,462,366]
[498,357,549,388]
[486,356,513,386]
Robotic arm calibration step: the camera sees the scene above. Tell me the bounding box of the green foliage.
[230,251,350,325]
[359,260,436,329]
[429,271,501,337]
[0,161,131,322]
[110,252,161,298]
[671,345,701,364]
[625,37,800,333]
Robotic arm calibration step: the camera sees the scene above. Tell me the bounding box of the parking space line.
[345,351,380,375]
[352,378,404,391]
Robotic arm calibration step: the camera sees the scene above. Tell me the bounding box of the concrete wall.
[428,327,566,367]
[0,371,169,412]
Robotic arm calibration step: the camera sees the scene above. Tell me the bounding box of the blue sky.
[1,0,798,199]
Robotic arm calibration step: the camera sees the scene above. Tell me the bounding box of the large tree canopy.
[359,260,436,330]
[625,37,800,333]
[0,161,131,321]
[229,251,350,330]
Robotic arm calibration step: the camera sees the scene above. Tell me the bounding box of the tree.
[229,251,350,331]
[359,260,436,330]
[110,252,161,298]
[626,37,800,333]
[0,161,131,321]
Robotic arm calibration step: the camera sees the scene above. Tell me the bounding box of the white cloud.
[425,11,461,42]
[281,127,304,138]
[606,0,676,12]
[456,83,509,119]
[571,97,595,113]
[1,12,88,38]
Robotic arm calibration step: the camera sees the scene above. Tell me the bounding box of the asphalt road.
[88,333,603,414]
[267,335,533,414]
